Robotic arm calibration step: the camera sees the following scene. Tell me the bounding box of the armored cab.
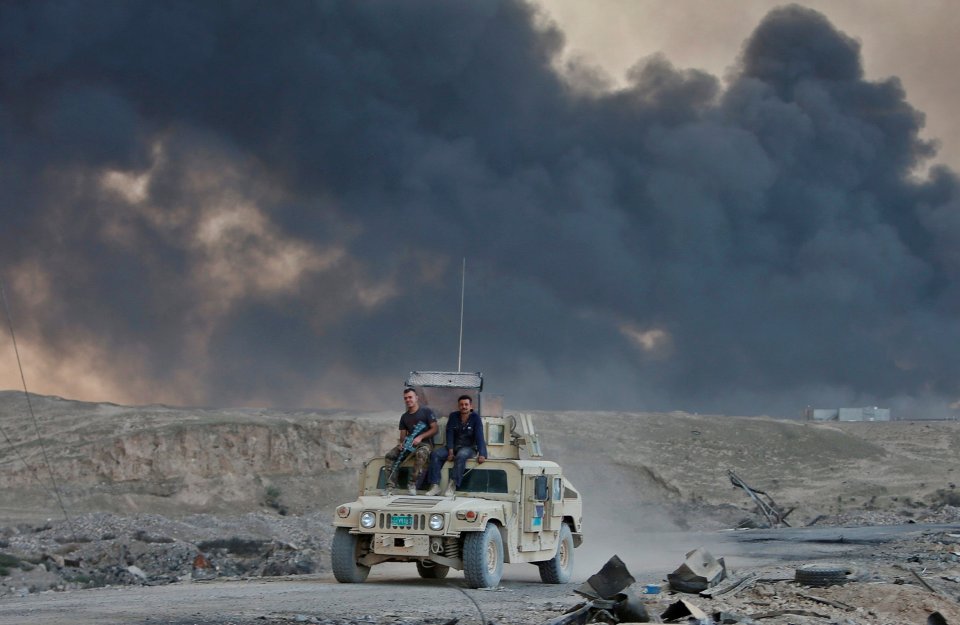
[331,371,583,588]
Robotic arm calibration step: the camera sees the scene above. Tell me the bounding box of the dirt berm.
[1,391,957,526]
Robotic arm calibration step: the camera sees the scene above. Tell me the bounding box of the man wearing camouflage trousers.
[385,387,438,495]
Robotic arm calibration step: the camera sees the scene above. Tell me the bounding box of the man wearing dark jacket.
[425,395,487,496]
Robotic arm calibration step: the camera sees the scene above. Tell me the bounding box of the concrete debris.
[540,537,960,625]
[547,555,652,624]
[547,596,651,625]
[544,601,593,625]
[661,598,709,623]
[575,554,636,599]
[668,548,727,593]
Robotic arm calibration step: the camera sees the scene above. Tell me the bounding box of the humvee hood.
[354,494,504,513]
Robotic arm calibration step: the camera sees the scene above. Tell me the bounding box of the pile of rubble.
[547,542,960,625]
[0,511,332,595]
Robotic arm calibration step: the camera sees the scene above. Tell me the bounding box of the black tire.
[537,524,574,584]
[463,525,504,588]
[794,563,852,587]
[331,527,370,583]
[416,560,450,579]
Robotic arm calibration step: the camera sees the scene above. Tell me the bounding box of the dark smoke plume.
[2,1,959,417]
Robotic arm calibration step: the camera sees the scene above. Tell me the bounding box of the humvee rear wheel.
[463,525,503,588]
[331,527,370,583]
[537,524,574,584]
[416,560,450,579]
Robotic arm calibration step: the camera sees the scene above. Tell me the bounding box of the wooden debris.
[751,608,830,619]
[910,569,943,595]
[892,564,954,601]
[756,575,794,583]
[798,592,856,611]
[701,573,760,598]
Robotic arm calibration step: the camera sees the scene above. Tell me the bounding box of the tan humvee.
[331,371,583,588]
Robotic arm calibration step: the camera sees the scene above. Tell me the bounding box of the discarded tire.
[794,564,852,587]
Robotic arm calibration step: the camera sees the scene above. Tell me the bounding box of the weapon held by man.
[385,420,427,492]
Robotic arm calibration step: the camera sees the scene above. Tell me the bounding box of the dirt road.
[0,565,579,625]
[4,524,960,625]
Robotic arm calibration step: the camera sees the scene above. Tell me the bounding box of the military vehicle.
[331,371,583,588]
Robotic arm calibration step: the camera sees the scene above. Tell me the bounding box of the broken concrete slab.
[553,555,653,624]
[574,554,636,599]
[661,598,710,623]
[668,547,727,593]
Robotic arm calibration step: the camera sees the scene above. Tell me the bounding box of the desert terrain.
[0,390,959,624]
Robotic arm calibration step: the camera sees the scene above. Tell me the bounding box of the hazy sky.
[2,1,960,418]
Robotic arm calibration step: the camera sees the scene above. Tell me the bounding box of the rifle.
[385,421,427,488]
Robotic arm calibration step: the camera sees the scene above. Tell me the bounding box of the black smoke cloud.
[2,1,959,417]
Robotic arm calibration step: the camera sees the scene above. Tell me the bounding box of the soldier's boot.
[424,483,441,496]
[407,481,418,495]
[443,481,456,497]
[383,481,396,496]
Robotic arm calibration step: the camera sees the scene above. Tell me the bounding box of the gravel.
[0,511,333,596]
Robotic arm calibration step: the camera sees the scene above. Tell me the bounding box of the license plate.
[392,514,412,527]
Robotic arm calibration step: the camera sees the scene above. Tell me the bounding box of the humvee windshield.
[376,467,508,494]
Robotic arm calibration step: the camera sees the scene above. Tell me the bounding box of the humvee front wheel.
[463,525,503,588]
[416,560,450,579]
[537,524,574,584]
[331,527,370,583]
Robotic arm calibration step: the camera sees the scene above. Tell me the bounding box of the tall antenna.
[457,257,465,372]
[0,280,76,539]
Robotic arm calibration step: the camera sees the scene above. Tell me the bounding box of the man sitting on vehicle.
[425,395,487,496]
[385,388,438,495]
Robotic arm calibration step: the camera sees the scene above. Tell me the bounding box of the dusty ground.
[1,392,959,623]
[1,522,959,624]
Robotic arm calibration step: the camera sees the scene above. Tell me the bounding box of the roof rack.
[405,371,483,390]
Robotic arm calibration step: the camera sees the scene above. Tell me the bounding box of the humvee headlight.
[336,506,351,518]
[429,514,444,531]
[360,511,377,528]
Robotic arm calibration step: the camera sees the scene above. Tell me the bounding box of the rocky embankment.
[0,391,396,520]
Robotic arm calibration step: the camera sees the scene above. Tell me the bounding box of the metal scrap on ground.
[728,470,793,528]
[546,555,649,625]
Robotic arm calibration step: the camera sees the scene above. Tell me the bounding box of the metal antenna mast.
[457,258,465,372]
[0,279,76,539]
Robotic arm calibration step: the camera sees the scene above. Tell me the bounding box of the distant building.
[803,407,891,421]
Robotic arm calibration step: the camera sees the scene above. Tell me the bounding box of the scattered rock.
[0,511,332,594]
